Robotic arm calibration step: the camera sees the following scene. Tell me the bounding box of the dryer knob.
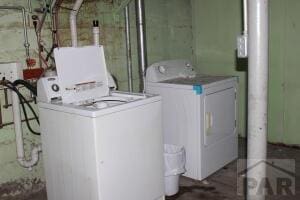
[158,65,166,74]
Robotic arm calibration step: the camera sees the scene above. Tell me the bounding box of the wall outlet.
[0,62,23,82]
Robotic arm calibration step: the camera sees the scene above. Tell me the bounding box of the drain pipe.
[0,6,30,60]
[125,5,133,92]
[135,0,147,92]
[12,91,41,169]
[247,0,269,200]
[70,0,84,47]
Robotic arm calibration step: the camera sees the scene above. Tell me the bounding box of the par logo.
[237,159,295,196]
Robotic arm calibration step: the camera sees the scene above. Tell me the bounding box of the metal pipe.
[0,100,3,129]
[51,10,59,47]
[0,6,30,59]
[243,0,248,34]
[247,0,269,200]
[4,88,9,108]
[125,5,133,92]
[51,0,63,47]
[51,0,58,10]
[135,0,147,92]
[27,0,33,13]
[70,0,84,47]
[36,5,49,33]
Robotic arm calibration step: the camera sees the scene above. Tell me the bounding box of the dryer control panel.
[146,60,196,83]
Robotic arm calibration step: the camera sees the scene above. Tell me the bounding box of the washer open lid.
[54,46,109,104]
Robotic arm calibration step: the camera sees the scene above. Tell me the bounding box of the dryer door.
[204,87,236,146]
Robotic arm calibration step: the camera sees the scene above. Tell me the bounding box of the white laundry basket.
[164,144,186,196]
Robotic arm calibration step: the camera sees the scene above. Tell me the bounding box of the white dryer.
[38,46,165,200]
[146,60,238,181]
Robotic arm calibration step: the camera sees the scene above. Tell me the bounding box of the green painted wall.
[191,0,246,137]
[191,0,300,145]
[0,0,192,196]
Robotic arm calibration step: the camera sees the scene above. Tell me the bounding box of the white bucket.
[164,174,180,196]
[164,144,186,196]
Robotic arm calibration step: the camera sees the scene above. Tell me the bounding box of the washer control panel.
[37,76,62,103]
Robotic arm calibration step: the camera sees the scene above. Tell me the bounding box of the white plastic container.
[164,144,186,196]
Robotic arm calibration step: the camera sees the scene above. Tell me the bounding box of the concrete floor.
[166,139,300,200]
[5,139,300,200]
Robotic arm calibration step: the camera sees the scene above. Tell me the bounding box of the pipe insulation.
[247,0,269,200]
[12,91,41,169]
[0,6,30,59]
[135,0,147,92]
[70,0,84,47]
[125,5,133,92]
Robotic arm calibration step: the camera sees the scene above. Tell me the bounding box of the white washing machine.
[146,60,238,181]
[38,46,165,200]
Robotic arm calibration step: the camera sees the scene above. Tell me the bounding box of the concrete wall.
[0,0,192,196]
[191,0,300,145]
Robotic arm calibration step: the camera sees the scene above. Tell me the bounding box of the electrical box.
[237,34,248,58]
[0,62,23,82]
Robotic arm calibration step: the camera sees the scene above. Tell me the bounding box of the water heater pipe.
[247,0,269,200]
[0,6,30,59]
[135,0,147,92]
[70,0,84,47]
[124,5,133,92]
[12,91,41,169]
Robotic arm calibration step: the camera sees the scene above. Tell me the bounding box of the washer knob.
[51,84,59,92]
